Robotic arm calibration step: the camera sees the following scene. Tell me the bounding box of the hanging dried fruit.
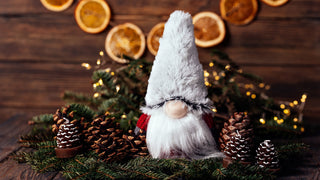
[105,23,146,63]
[193,11,226,47]
[220,0,258,25]
[74,0,111,34]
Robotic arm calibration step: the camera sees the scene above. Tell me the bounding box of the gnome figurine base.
[136,10,224,160]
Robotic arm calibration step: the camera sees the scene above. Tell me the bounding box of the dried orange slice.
[105,23,146,63]
[74,0,111,34]
[193,12,226,48]
[147,22,165,56]
[220,0,258,25]
[40,0,73,12]
[261,0,289,7]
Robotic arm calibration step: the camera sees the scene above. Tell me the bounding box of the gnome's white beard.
[146,109,224,159]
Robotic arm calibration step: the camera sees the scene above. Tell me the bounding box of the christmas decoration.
[147,22,165,56]
[40,0,74,12]
[220,0,258,25]
[219,112,253,151]
[55,118,82,158]
[261,0,289,7]
[136,10,223,159]
[193,11,226,47]
[74,0,111,34]
[105,23,146,63]
[84,113,148,162]
[223,131,251,167]
[256,140,280,171]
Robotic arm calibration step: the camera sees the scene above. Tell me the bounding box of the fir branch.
[30,114,53,124]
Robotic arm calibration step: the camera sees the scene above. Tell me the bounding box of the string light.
[277,119,284,124]
[139,65,143,68]
[105,68,111,73]
[274,116,278,121]
[246,91,251,96]
[209,62,214,67]
[204,70,210,77]
[237,69,243,73]
[212,71,217,76]
[110,71,115,76]
[93,92,100,98]
[293,100,298,105]
[121,114,127,119]
[214,76,220,81]
[81,63,91,70]
[211,108,217,113]
[93,83,97,89]
[280,104,285,109]
[283,109,290,115]
[301,94,307,102]
[99,51,104,56]
[97,59,101,65]
[259,83,265,88]
[259,118,266,124]
[293,117,298,122]
[293,125,297,129]
[225,64,231,70]
[98,79,103,86]
[265,85,271,90]
[205,81,211,86]
[116,85,120,92]
[251,94,256,99]
[289,102,294,107]
[301,127,305,132]
[219,72,226,77]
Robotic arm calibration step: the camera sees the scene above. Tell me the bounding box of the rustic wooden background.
[0,0,319,179]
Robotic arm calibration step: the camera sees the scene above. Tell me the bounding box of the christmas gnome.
[135,10,224,159]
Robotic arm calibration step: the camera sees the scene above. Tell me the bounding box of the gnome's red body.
[136,113,214,132]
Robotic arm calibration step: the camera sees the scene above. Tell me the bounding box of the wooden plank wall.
[0,0,319,124]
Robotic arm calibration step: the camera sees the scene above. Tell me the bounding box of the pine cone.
[224,131,251,162]
[55,119,82,158]
[52,106,83,134]
[56,119,81,148]
[84,114,149,162]
[256,140,279,170]
[219,112,253,151]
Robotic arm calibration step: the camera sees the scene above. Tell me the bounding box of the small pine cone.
[224,131,251,162]
[52,106,81,134]
[219,112,253,151]
[56,119,81,148]
[256,140,279,170]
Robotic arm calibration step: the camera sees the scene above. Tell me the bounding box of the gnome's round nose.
[165,101,188,119]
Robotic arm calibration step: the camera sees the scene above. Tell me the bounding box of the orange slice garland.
[220,0,258,25]
[193,11,226,48]
[147,22,165,56]
[40,0,73,12]
[261,0,289,7]
[105,23,146,64]
[74,0,111,34]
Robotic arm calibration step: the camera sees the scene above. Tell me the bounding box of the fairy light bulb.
[211,108,217,113]
[259,118,266,124]
[259,83,265,88]
[204,70,210,77]
[116,85,120,92]
[99,51,104,56]
[98,79,103,86]
[81,63,91,70]
[110,71,115,76]
[283,109,290,115]
[209,62,214,67]
[280,104,285,109]
[293,117,298,122]
[274,116,278,121]
[251,94,256,99]
[93,92,100,98]
[97,59,101,65]
[293,100,298,105]
[214,76,220,81]
[301,127,305,132]
[121,114,127,119]
[246,91,251,96]
[225,64,231,70]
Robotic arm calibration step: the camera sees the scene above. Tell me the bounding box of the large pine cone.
[256,140,279,170]
[84,114,148,162]
[219,112,253,151]
[224,131,250,162]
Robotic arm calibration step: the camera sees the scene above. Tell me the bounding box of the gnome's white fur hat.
[142,10,213,114]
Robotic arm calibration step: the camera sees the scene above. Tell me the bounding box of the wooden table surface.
[0,0,319,179]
